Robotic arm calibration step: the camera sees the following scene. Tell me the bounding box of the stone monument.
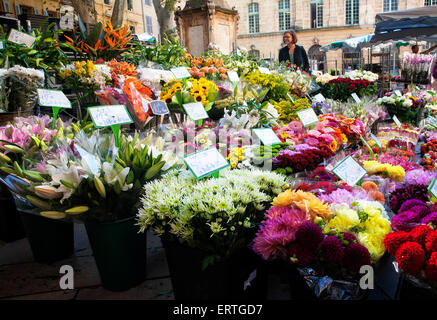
[175,0,239,56]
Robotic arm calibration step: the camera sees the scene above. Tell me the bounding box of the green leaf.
[201,255,220,271]
[87,22,103,47]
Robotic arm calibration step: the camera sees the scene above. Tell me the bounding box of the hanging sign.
[170,67,191,79]
[150,100,169,115]
[331,155,367,187]
[296,108,320,127]
[227,71,240,83]
[8,29,36,48]
[182,102,209,121]
[252,128,281,146]
[184,147,229,179]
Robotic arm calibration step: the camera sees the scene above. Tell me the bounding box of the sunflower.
[329,139,338,152]
[193,93,203,103]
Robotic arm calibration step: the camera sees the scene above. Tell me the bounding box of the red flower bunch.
[272,147,334,172]
[384,226,437,283]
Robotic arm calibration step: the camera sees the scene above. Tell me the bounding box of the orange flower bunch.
[64,22,132,58]
[107,59,137,87]
[123,78,153,123]
[188,56,229,80]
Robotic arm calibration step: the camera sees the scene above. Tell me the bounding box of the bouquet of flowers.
[243,72,290,102]
[59,60,111,91]
[188,55,230,80]
[138,168,288,263]
[282,70,313,97]
[318,77,377,102]
[107,59,137,87]
[377,93,420,124]
[4,66,44,112]
[160,78,218,111]
[401,53,433,83]
[344,70,379,82]
[273,96,311,123]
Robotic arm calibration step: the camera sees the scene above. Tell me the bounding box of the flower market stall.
[1,19,437,302]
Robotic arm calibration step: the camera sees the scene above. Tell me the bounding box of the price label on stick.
[370,133,383,149]
[170,67,191,79]
[182,102,209,121]
[258,67,271,74]
[88,105,133,148]
[429,178,437,198]
[252,128,281,146]
[331,156,367,187]
[150,100,169,115]
[37,89,72,129]
[393,115,402,129]
[313,93,325,103]
[296,108,320,127]
[184,147,230,179]
[8,29,35,48]
[351,93,362,104]
[227,71,240,83]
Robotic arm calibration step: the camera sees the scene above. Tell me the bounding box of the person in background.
[411,45,419,54]
[279,29,310,73]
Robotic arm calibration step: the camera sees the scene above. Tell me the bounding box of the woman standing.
[279,29,310,73]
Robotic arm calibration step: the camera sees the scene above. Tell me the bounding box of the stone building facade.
[0,0,160,37]
[229,0,431,72]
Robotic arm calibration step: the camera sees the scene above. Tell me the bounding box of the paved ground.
[0,224,174,300]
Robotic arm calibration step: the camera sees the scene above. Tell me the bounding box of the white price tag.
[296,108,320,127]
[331,156,367,187]
[252,128,281,146]
[37,89,72,109]
[8,29,36,48]
[351,93,362,104]
[258,67,271,74]
[429,178,437,198]
[182,102,208,121]
[184,147,229,179]
[393,115,402,129]
[395,90,402,97]
[170,67,191,79]
[370,133,383,149]
[150,100,169,115]
[88,105,133,128]
[313,93,325,103]
[227,71,240,83]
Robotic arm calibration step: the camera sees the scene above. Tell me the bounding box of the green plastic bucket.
[19,211,74,264]
[85,216,147,291]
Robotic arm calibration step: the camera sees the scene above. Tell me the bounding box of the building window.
[146,16,153,34]
[345,0,359,25]
[129,25,135,33]
[278,0,290,31]
[248,3,259,34]
[145,0,152,5]
[127,0,133,11]
[311,0,323,28]
[425,0,437,5]
[104,0,110,5]
[383,0,398,11]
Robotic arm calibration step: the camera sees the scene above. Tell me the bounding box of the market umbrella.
[320,34,374,52]
[375,6,437,23]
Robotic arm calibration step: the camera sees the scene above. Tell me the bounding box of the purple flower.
[295,222,324,249]
[288,242,315,266]
[421,212,437,226]
[341,232,357,245]
[399,199,427,213]
[319,188,371,205]
[404,169,437,186]
[392,210,422,232]
[321,236,344,263]
[343,243,371,273]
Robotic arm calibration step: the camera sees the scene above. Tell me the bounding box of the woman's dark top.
[279,45,310,72]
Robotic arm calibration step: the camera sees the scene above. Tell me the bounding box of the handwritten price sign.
[184,147,229,179]
[8,29,36,48]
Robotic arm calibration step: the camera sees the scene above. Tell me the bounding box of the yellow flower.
[357,232,386,261]
[59,69,72,79]
[86,60,96,73]
[340,134,348,144]
[327,207,360,232]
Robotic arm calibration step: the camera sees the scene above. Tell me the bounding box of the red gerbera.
[395,242,426,274]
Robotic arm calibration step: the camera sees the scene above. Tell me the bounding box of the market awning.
[371,16,437,43]
[375,6,437,23]
[320,34,373,52]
